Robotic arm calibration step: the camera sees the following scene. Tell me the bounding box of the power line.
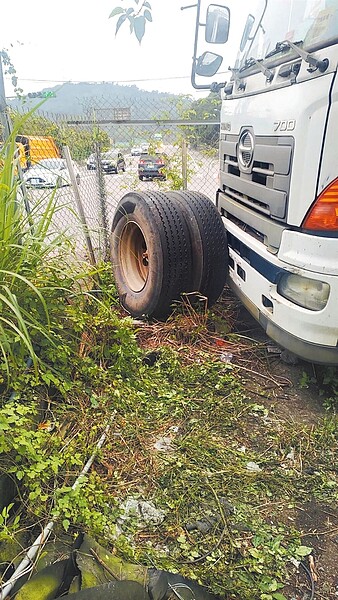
[5,74,193,85]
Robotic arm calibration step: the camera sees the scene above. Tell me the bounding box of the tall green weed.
[0,113,92,385]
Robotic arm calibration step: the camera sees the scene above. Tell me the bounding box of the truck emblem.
[238,129,254,171]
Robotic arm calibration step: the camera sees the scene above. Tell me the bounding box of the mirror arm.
[180,3,198,10]
[192,0,203,69]
[191,66,213,90]
[191,1,212,89]
[210,81,226,92]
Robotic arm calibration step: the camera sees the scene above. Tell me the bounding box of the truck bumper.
[228,278,338,365]
[223,218,338,365]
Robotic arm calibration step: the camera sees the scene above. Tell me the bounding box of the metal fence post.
[94,141,110,261]
[63,145,97,266]
[182,138,188,191]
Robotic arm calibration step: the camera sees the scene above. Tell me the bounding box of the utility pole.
[0,53,10,142]
[0,51,34,224]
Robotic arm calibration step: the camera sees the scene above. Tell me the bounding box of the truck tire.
[166,191,228,307]
[110,191,193,317]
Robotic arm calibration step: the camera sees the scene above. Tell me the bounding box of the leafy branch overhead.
[1,47,24,96]
[109,1,152,43]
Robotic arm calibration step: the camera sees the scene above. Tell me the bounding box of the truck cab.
[15,135,60,170]
[191,0,338,364]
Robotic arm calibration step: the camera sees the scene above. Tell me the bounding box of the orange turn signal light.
[302,178,338,230]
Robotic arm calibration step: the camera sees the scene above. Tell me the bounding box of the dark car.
[138,154,167,181]
[100,150,126,173]
[87,150,126,173]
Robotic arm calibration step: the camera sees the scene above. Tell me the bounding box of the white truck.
[111,0,338,365]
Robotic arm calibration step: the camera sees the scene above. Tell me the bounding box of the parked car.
[138,154,167,181]
[140,143,150,154]
[131,146,142,156]
[23,158,80,188]
[87,150,126,173]
[101,150,126,173]
[86,153,96,170]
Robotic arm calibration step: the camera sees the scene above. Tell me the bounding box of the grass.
[1,279,337,600]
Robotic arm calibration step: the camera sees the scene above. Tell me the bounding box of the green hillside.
[9,82,190,119]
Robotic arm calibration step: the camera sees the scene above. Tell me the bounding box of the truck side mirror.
[195,51,223,77]
[205,4,230,44]
[240,14,255,51]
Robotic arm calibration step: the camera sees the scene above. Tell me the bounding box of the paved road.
[22,149,219,260]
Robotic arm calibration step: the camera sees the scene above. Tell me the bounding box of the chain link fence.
[13,96,220,263]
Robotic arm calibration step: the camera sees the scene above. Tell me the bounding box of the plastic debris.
[267,345,282,354]
[14,559,69,600]
[143,351,160,366]
[118,498,165,531]
[219,352,233,363]
[3,532,220,600]
[153,436,174,452]
[185,498,235,534]
[246,461,262,472]
[168,425,179,434]
[286,448,295,461]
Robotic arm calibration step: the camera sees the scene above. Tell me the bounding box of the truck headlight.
[277,273,330,311]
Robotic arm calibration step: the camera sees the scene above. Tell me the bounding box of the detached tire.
[166,191,228,307]
[110,191,193,317]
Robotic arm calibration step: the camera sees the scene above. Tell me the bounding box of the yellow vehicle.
[15,135,60,170]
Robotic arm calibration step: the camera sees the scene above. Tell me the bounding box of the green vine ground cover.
[0,272,337,600]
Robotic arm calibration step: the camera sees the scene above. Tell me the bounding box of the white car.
[131,146,142,156]
[86,153,96,170]
[23,158,80,188]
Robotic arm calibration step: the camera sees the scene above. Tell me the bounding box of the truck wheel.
[110,191,193,317]
[166,191,228,307]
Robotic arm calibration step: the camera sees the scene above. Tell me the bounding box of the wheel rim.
[119,221,149,292]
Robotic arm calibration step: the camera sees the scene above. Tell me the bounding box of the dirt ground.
[232,305,338,600]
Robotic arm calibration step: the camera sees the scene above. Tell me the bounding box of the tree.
[9,110,110,160]
[1,48,23,97]
[180,93,221,149]
[109,1,152,42]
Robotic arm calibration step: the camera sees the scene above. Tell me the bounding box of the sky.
[1,0,246,100]
[1,0,204,98]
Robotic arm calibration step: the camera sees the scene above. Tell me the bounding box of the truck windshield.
[238,0,338,69]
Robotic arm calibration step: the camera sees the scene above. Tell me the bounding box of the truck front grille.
[220,134,294,221]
